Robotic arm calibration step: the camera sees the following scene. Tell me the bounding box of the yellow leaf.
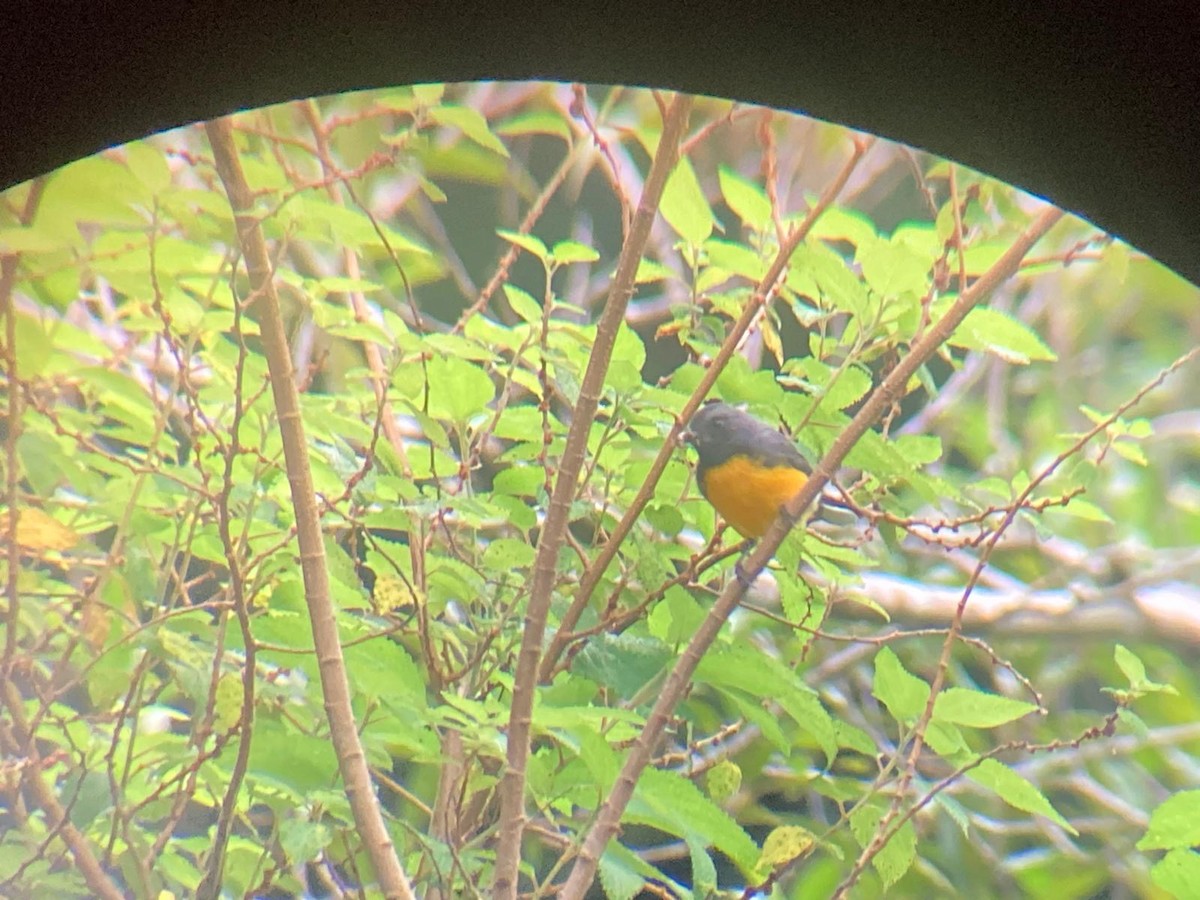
[6,508,79,552]
[757,824,815,875]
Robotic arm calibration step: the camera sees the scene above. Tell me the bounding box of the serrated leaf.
[660,157,714,245]
[856,234,931,297]
[1137,791,1200,851]
[481,538,536,571]
[968,759,1077,834]
[598,848,645,900]
[1151,848,1200,899]
[696,644,838,765]
[932,687,1038,728]
[628,768,759,874]
[574,634,673,699]
[849,805,916,888]
[949,307,1057,363]
[873,647,929,725]
[789,242,871,317]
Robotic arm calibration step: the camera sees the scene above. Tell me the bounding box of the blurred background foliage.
[1,82,1197,898]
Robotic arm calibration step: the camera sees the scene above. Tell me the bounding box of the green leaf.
[718,165,771,228]
[481,538,536,571]
[411,82,445,105]
[1060,497,1114,523]
[686,836,719,893]
[932,687,1039,728]
[660,157,714,245]
[705,760,742,805]
[627,768,759,874]
[873,647,930,725]
[37,155,148,233]
[856,234,931,297]
[789,242,870,317]
[1137,790,1200,850]
[249,720,339,793]
[278,817,332,868]
[635,256,675,284]
[849,804,916,888]
[598,846,648,900]
[806,204,878,247]
[967,759,1078,834]
[550,240,600,264]
[704,238,767,282]
[0,225,69,255]
[574,634,672,699]
[647,586,704,647]
[423,356,494,424]
[893,433,943,467]
[949,307,1058,364]
[125,140,171,193]
[696,644,838,765]
[503,284,543,324]
[1114,644,1179,696]
[1151,849,1200,899]
[496,229,548,261]
[495,109,572,140]
[428,104,510,157]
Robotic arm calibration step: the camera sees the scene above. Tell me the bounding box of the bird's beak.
[679,428,696,446]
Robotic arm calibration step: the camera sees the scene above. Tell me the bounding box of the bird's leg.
[732,538,757,589]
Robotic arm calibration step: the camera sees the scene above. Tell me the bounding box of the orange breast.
[700,455,809,539]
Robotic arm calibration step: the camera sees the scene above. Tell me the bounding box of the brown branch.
[203,117,416,900]
[490,92,695,899]
[558,203,1066,896]
[538,134,874,682]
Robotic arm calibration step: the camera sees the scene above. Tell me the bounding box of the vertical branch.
[204,117,416,900]
[195,278,259,899]
[490,93,694,899]
[558,204,1065,896]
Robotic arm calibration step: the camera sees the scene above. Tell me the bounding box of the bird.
[682,400,813,540]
